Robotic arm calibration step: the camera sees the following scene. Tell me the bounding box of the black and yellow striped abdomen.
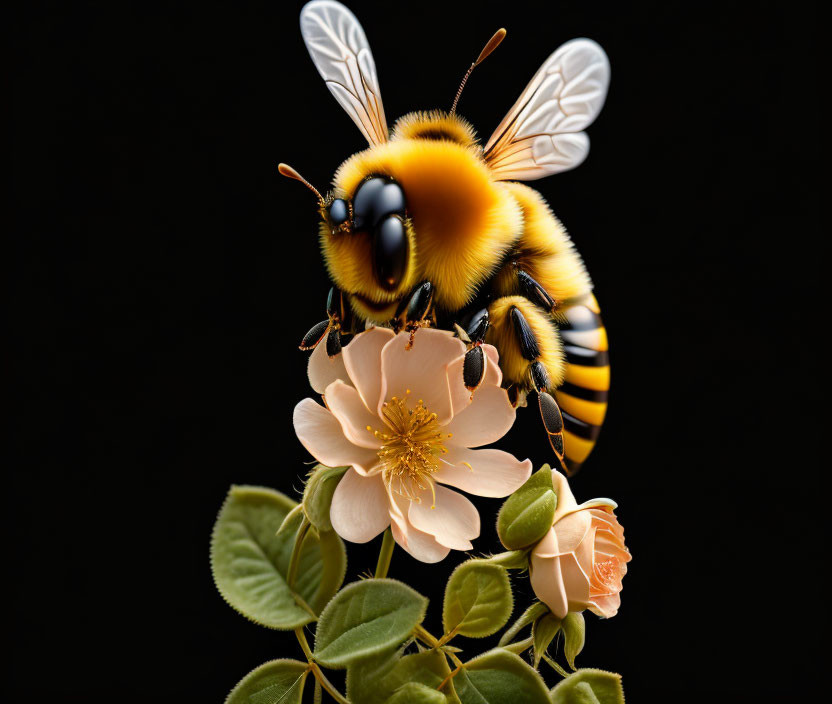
[554,295,609,473]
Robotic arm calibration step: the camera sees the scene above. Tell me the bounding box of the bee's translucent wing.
[484,39,609,181]
[300,0,388,145]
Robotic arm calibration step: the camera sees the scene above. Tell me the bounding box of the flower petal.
[530,528,569,619]
[388,490,451,563]
[329,469,390,543]
[482,344,501,385]
[559,550,592,612]
[307,339,351,394]
[443,385,516,448]
[342,326,395,412]
[293,398,379,474]
[551,510,592,554]
[589,592,622,618]
[324,380,382,449]
[379,329,465,424]
[434,447,532,498]
[551,470,581,522]
[390,519,451,563]
[408,484,480,550]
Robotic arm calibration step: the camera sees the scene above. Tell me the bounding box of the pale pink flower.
[293,327,532,563]
[530,471,631,619]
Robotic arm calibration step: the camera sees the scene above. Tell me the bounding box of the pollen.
[373,396,449,505]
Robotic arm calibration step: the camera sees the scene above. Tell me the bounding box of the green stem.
[287,516,312,591]
[311,664,351,704]
[374,528,395,578]
[415,625,463,667]
[295,628,351,703]
[295,627,314,660]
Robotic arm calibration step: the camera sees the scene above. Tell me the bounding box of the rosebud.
[302,464,348,532]
[529,471,631,619]
[496,465,557,550]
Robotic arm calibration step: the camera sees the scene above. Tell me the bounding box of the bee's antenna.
[450,28,507,116]
[278,162,324,204]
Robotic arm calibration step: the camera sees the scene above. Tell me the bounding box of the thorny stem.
[374,528,396,578]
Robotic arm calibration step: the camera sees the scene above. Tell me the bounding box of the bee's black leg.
[459,307,490,393]
[509,304,567,468]
[517,269,557,312]
[400,281,434,349]
[299,286,345,357]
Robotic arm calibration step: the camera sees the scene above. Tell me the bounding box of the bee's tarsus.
[463,345,487,392]
[538,390,565,462]
[300,319,330,351]
[326,325,342,357]
[530,360,550,393]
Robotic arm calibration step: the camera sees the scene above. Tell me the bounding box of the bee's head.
[318,174,415,319]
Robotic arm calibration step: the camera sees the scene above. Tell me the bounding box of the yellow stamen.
[374,395,450,502]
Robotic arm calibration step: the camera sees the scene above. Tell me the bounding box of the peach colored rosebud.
[530,471,631,619]
[293,327,533,563]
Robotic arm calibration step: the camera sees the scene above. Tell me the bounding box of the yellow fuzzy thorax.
[494,183,592,304]
[322,112,523,318]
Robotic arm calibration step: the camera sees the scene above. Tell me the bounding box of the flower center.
[371,392,450,503]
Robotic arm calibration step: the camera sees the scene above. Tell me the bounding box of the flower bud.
[497,465,557,550]
[302,464,348,532]
[529,471,631,620]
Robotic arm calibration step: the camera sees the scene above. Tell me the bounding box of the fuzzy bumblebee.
[284,0,611,473]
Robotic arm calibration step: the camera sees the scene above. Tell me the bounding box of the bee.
[283,0,611,474]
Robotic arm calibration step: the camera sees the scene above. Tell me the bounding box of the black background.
[9,1,821,701]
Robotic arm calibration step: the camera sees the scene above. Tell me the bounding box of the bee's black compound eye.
[353,176,406,231]
[328,198,349,226]
[373,214,408,291]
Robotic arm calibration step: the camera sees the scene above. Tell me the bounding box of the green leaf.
[302,464,348,531]
[386,683,447,704]
[532,613,562,667]
[550,669,624,704]
[443,561,513,638]
[498,601,549,647]
[347,648,457,704]
[211,485,346,629]
[313,579,428,668]
[562,612,586,670]
[454,649,551,704]
[497,466,556,550]
[225,659,308,704]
